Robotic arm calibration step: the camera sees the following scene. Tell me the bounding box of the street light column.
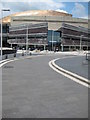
[0,9,3,60]
[80,36,82,51]
[0,9,10,60]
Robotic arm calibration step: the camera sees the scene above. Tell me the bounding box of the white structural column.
[80,35,84,51]
[61,44,63,52]
[26,26,28,56]
[52,30,54,51]
[44,45,45,50]
[61,38,64,52]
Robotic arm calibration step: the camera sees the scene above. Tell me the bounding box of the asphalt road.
[2,54,88,118]
[55,56,88,79]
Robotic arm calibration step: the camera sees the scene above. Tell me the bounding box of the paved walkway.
[55,56,88,79]
[2,54,88,118]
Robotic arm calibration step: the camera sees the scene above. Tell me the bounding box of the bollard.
[30,52,32,56]
[14,53,16,57]
[22,52,24,56]
[5,54,8,59]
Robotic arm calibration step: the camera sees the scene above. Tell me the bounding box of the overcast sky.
[0,0,89,19]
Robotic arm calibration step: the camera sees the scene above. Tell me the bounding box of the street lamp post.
[0,9,2,60]
[0,9,10,60]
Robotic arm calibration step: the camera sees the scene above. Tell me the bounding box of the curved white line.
[49,58,89,88]
[0,54,45,67]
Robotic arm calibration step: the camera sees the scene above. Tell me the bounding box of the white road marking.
[49,58,90,88]
[0,54,45,67]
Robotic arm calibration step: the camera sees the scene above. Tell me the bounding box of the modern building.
[57,23,90,51]
[8,22,61,51]
[1,10,90,51]
[8,23,48,50]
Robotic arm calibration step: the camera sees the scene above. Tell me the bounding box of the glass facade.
[48,30,61,45]
[0,24,10,47]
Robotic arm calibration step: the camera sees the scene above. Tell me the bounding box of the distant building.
[8,23,48,50]
[57,23,90,51]
[0,10,90,51]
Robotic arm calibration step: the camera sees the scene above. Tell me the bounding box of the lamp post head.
[2,9,10,11]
